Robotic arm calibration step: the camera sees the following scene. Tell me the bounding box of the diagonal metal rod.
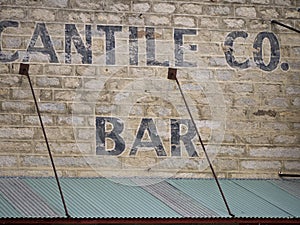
[168,68,234,217]
[19,63,70,218]
[271,20,300,34]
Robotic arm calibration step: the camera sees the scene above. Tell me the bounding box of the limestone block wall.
[0,0,299,178]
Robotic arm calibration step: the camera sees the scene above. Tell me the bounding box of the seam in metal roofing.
[0,177,299,219]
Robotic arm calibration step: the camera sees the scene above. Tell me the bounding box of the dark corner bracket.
[19,63,30,76]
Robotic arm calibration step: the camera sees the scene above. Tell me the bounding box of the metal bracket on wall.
[19,63,70,218]
[167,68,234,217]
[271,20,300,34]
[279,171,300,178]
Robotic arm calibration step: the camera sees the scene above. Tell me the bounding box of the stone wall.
[0,0,299,178]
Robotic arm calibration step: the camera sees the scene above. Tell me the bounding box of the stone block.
[284,9,299,19]
[2,101,34,113]
[105,1,130,12]
[284,161,300,171]
[249,19,269,30]
[132,2,151,12]
[204,5,231,16]
[230,172,278,179]
[155,158,198,171]
[0,75,21,87]
[224,0,246,2]
[128,15,145,26]
[264,97,289,107]
[69,0,105,10]
[41,0,68,8]
[0,155,18,167]
[153,3,176,13]
[35,142,92,154]
[0,7,25,19]
[0,141,32,152]
[249,147,300,159]
[0,114,22,125]
[286,85,300,95]
[54,90,76,101]
[0,64,9,74]
[273,134,298,144]
[217,145,246,156]
[39,90,53,101]
[213,158,238,171]
[1,36,23,49]
[226,83,253,93]
[241,160,282,171]
[234,96,258,106]
[20,155,51,167]
[23,115,54,126]
[45,65,73,76]
[222,18,245,28]
[199,17,219,28]
[273,0,292,5]
[28,9,56,21]
[260,121,289,131]
[76,128,95,141]
[62,77,81,88]
[250,0,270,4]
[57,115,85,126]
[245,133,272,145]
[39,102,67,113]
[235,7,257,17]
[36,77,61,88]
[146,15,170,26]
[179,3,202,14]
[257,7,280,19]
[34,127,74,140]
[76,66,96,76]
[209,57,228,67]
[11,89,33,100]
[0,127,34,139]
[278,110,299,122]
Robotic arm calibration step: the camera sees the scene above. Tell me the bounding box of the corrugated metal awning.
[0,177,299,223]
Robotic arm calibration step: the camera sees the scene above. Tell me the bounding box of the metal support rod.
[168,68,234,217]
[271,20,300,34]
[19,64,70,218]
[279,171,300,178]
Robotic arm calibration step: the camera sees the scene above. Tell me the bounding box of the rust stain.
[253,109,277,117]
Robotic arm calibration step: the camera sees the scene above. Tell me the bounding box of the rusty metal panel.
[133,178,219,217]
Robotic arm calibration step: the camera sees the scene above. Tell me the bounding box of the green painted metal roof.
[0,177,299,219]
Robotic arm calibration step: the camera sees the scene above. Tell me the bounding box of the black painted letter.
[0,20,19,62]
[174,29,197,67]
[171,119,198,157]
[129,26,138,65]
[253,32,280,71]
[65,24,92,64]
[96,117,125,156]
[224,31,250,69]
[23,23,58,63]
[97,25,122,65]
[130,118,166,156]
[146,27,169,66]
